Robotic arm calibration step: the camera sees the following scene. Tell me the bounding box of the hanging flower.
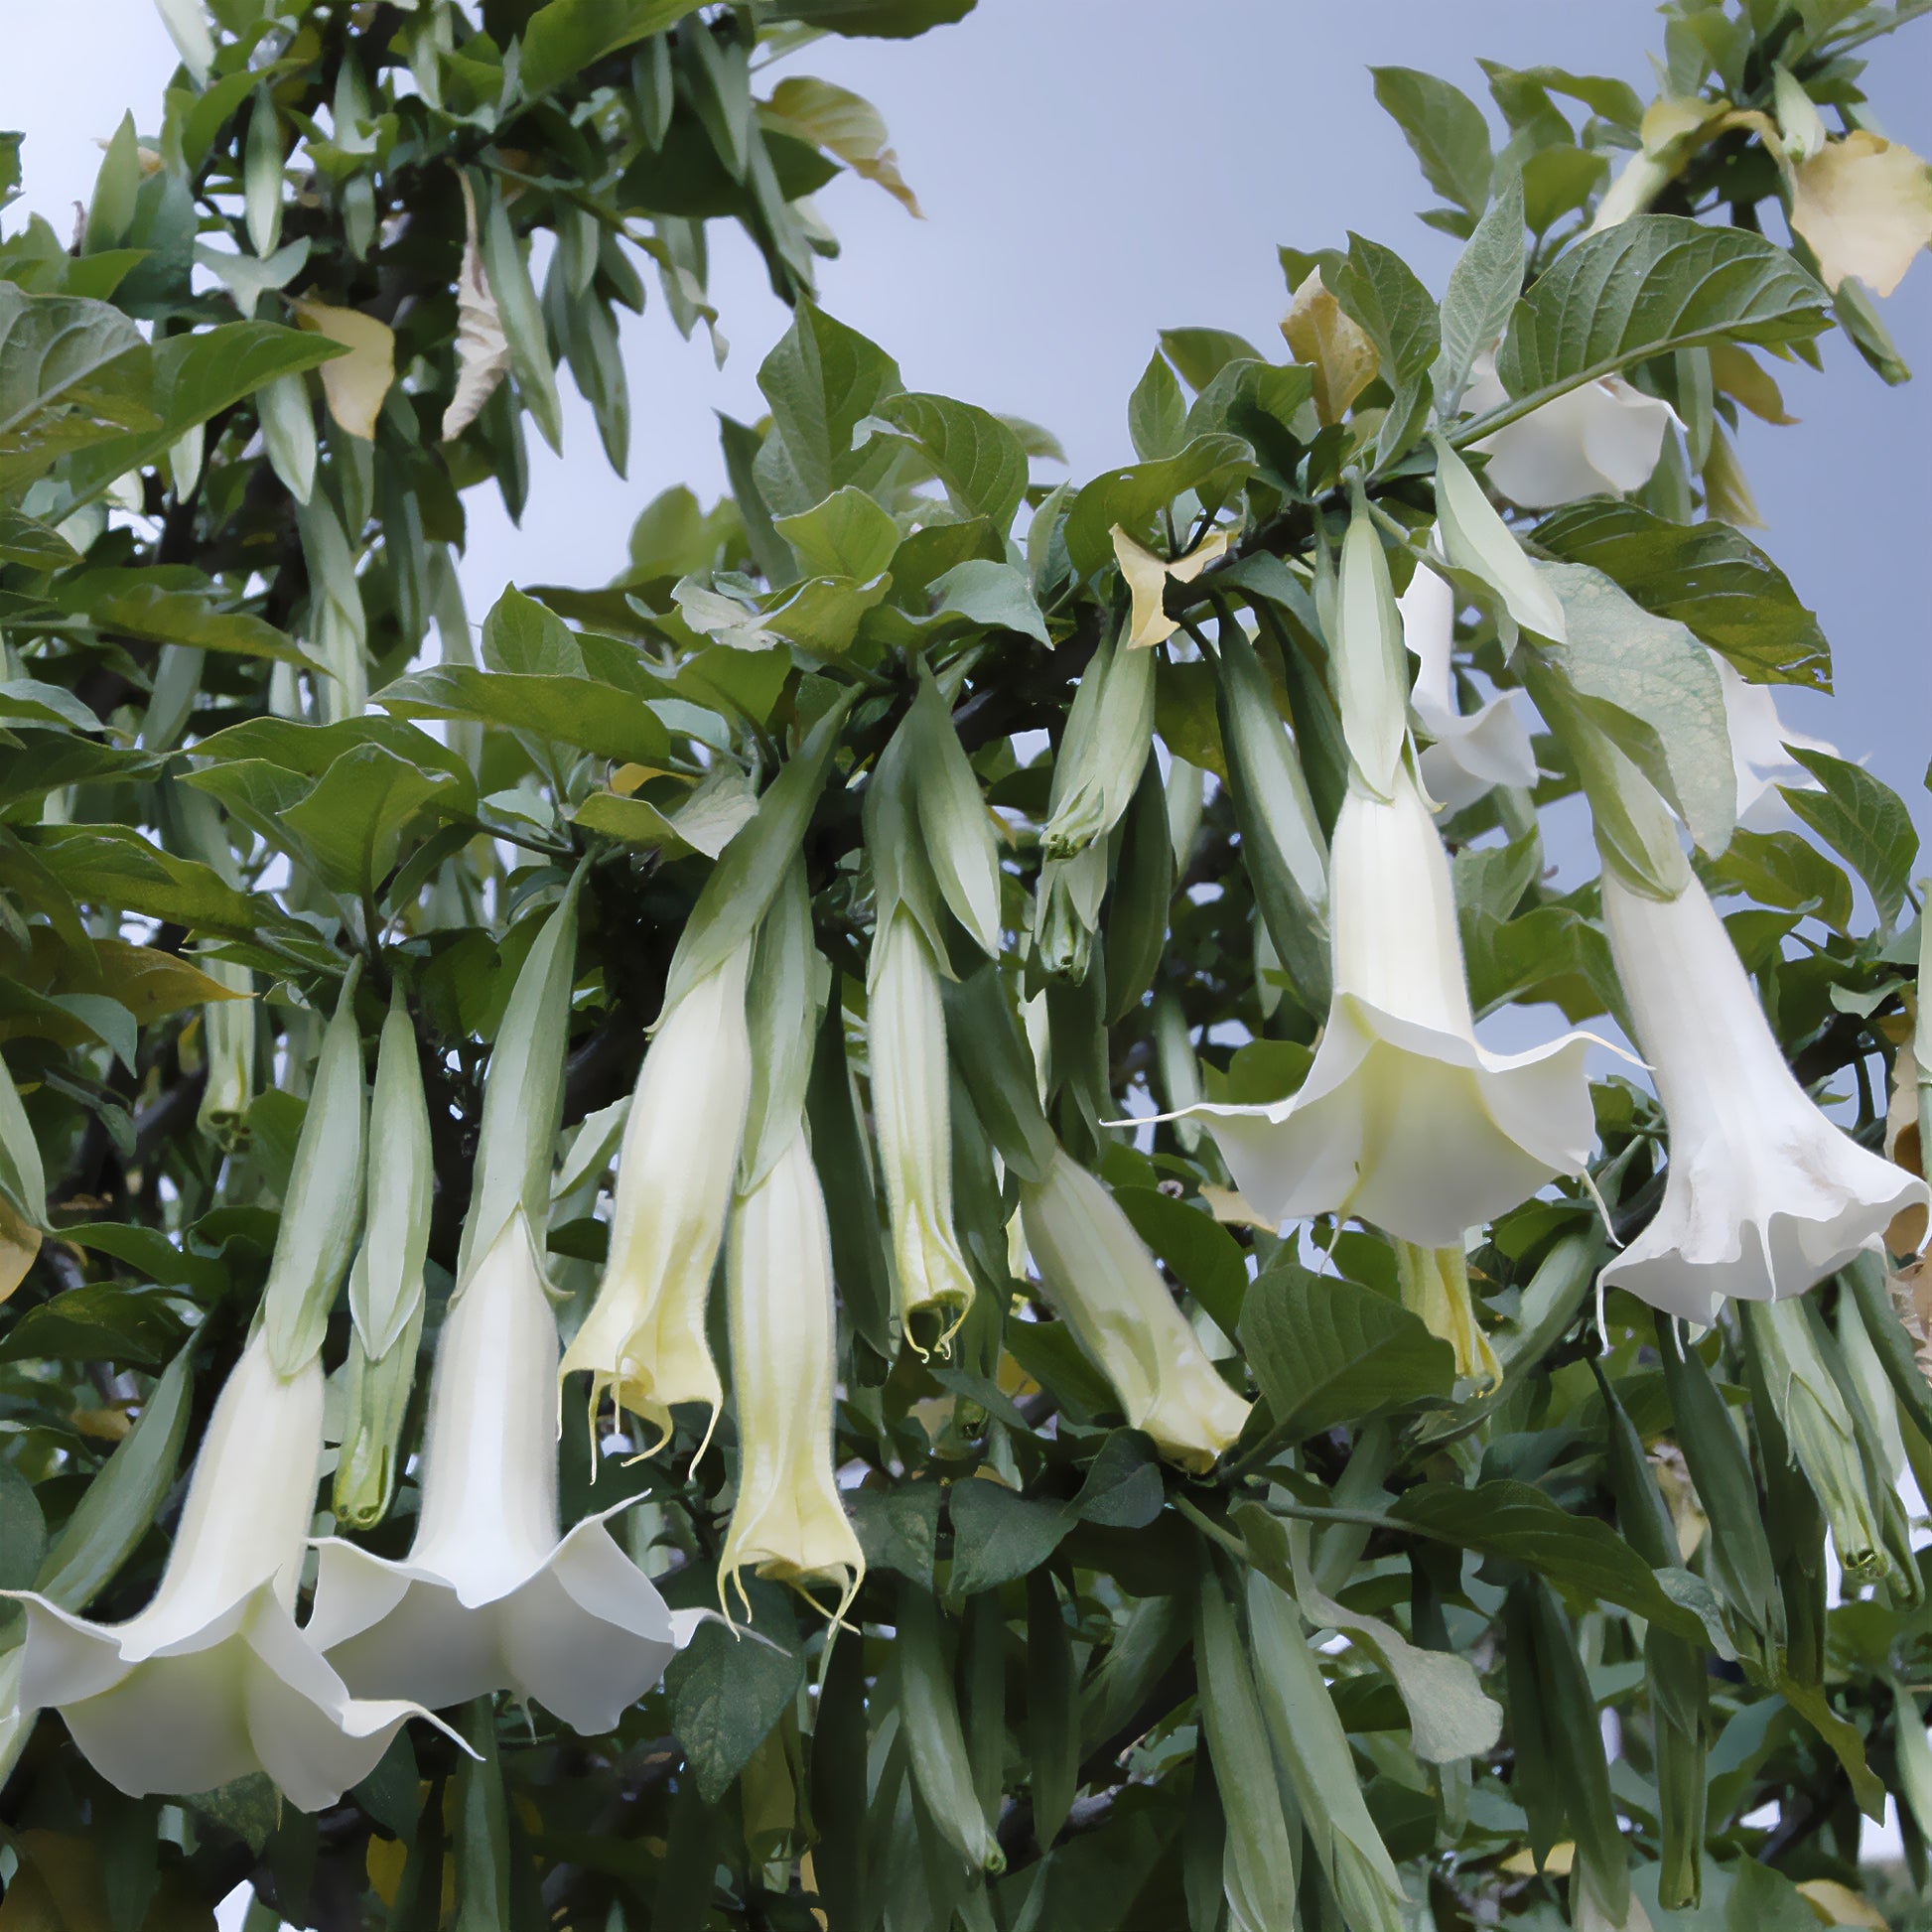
[720,1124,866,1617]
[1788,131,1932,298]
[559,941,754,1449]
[1397,555,1538,811]
[869,907,976,1347]
[308,1210,683,1732]
[7,1332,449,1810]
[1178,761,1598,1246]
[1598,868,1929,1323]
[1714,654,1833,831]
[1464,351,1680,509]
[1019,1146,1251,1470]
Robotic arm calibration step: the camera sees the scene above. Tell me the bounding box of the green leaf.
[941,965,1056,1185]
[774,484,900,580]
[1128,350,1187,462]
[0,1461,45,1591]
[1707,828,1854,932]
[1779,745,1917,927]
[1061,433,1253,579]
[928,559,1050,646]
[1328,233,1440,386]
[948,1478,1069,1594]
[1158,328,1265,392]
[1239,1265,1454,1440]
[1487,216,1831,427]
[1071,1431,1166,1530]
[1539,560,1735,855]
[1112,1187,1247,1341]
[35,1342,193,1610]
[1534,497,1831,691]
[374,664,672,766]
[282,744,471,899]
[0,1280,195,1367]
[0,283,150,494]
[848,1482,942,1587]
[64,567,316,666]
[1434,172,1525,418]
[19,825,285,936]
[518,0,704,102]
[754,301,903,515]
[666,1608,804,1804]
[1392,1480,1711,1641]
[1370,68,1493,224]
[877,391,1030,535]
[0,508,81,569]
[766,0,976,35]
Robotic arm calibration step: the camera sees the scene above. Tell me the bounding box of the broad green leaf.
[1061,433,1253,578]
[0,1280,195,1367]
[876,391,1030,535]
[1539,560,1735,855]
[1434,172,1526,419]
[847,1482,941,1587]
[1112,1187,1247,1341]
[1707,828,1854,932]
[766,0,977,35]
[1159,327,1266,392]
[754,301,903,514]
[35,1342,193,1610]
[1328,233,1440,386]
[947,1477,1069,1594]
[1392,1480,1712,1642]
[0,508,81,569]
[1371,68,1493,225]
[1535,497,1831,691]
[0,282,150,494]
[374,664,673,765]
[282,745,471,899]
[518,0,704,103]
[1779,744,1917,927]
[0,1462,45,1591]
[62,567,315,666]
[927,559,1050,646]
[666,1605,803,1804]
[1127,350,1187,462]
[1486,216,1831,429]
[1239,1265,1454,1439]
[774,485,900,580]
[20,825,285,936]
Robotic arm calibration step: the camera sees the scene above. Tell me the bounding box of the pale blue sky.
[7,2,1929,817]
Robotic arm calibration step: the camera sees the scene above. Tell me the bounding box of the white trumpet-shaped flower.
[1714,653,1833,831]
[870,908,976,1346]
[721,1124,867,1616]
[1598,868,1929,1323]
[1179,762,1598,1246]
[559,941,753,1447]
[307,1210,682,1732]
[1397,557,1539,811]
[1020,1147,1251,1470]
[1464,351,1680,509]
[7,1332,446,1809]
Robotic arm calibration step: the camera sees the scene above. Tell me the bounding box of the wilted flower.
[1112,524,1231,651]
[309,1210,682,1732]
[560,940,754,1448]
[1019,1146,1251,1469]
[195,957,255,1151]
[1464,350,1680,509]
[8,1331,446,1809]
[720,1124,866,1616]
[1714,654,1832,830]
[1599,869,1929,1322]
[1179,761,1597,1246]
[1789,130,1932,297]
[1397,555,1538,811]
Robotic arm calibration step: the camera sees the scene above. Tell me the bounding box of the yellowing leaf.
[1499,1840,1575,1877]
[1791,131,1932,298]
[1796,1878,1890,1929]
[1710,343,1798,424]
[0,1202,39,1307]
[1198,1183,1276,1231]
[443,172,511,441]
[290,298,394,441]
[765,76,921,217]
[1111,524,1231,649]
[1281,268,1377,424]
[1702,424,1763,529]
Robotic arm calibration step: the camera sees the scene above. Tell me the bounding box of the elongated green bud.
[244,87,284,255]
[1245,1571,1408,1932]
[1334,494,1408,800]
[260,960,366,1374]
[904,673,1001,957]
[1041,623,1153,860]
[1741,1298,1892,1585]
[0,1044,49,1304]
[897,1582,1004,1873]
[196,957,255,1151]
[458,876,581,1286]
[333,1297,425,1529]
[1430,436,1567,643]
[258,371,316,505]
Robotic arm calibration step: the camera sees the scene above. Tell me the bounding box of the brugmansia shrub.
[2,0,1932,1926]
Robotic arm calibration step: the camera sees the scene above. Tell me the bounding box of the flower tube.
[559,940,753,1447]
[7,1331,446,1809]
[308,1209,682,1731]
[1177,760,1598,1246]
[1019,1146,1250,1470]
[1463,351,1679,509]
[720,1123,866,1617]
[1598,866,1929,1322]
[869,907,976,1347]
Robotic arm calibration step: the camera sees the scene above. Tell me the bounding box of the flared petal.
[1465,354,1678,509]
[1600,869,1929,1317]
[14,1586,446,1810]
